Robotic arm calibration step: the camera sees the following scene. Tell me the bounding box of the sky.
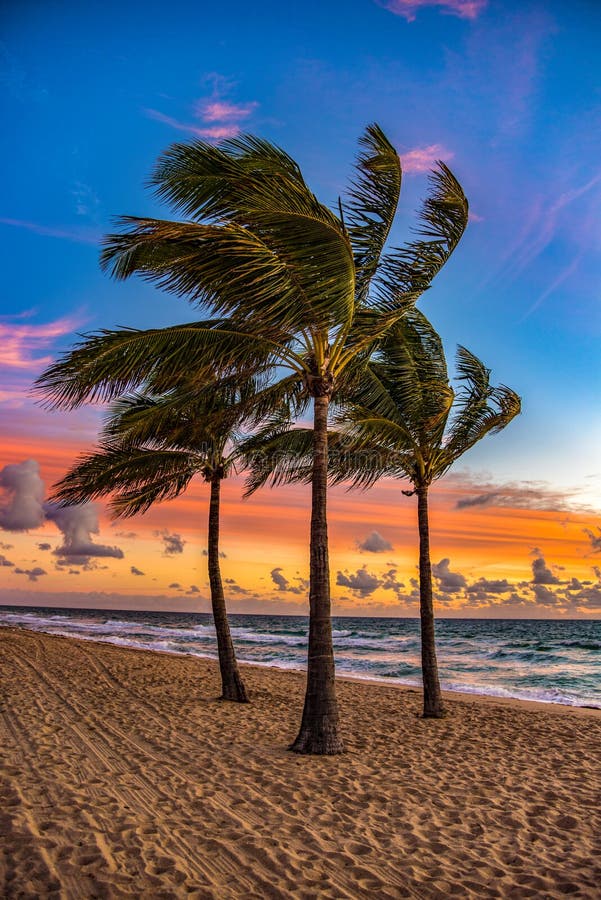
[1,0,600,618]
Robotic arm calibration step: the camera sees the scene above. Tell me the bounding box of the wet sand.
[1,626,600,898]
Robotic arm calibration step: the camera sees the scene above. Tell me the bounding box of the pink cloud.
[0,217,100,244]
[145,76,259,144]
[378,0,487,21]
[400,144,454,174]
[0,315,82,371]
[145,109,241,141]
[197,100,258,122]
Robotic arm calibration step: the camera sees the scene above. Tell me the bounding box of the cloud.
[531,583,559,606]
[0,460,46,530]
[144,109,240,141]
[400,144,454,174]
[155,530,186,556]
[336,566,381,596]
[565,584,601,611]
[495,173,601,304]
[466,577,512,595]
[454,478,591,513]
[187,584,200,594]
[196,100,258,122]
[432,558,467,593]
[377,0,487,20]
[13,566,46,582]
[0,542,13,550]
[145,74,259,143]
[0,313,82,371]
[524,249,586,319]
[45,503,124,565]
[0,460,124,565]
[71,181,100,219]
[202,548,227,558]
[456,492,501,510]
[130,566,145,576]
[583,527,601,554]
[357,531,394,553]
[224,576,252,595]
[0,554,14,567]
[37,542,52,551]
[381,568,415,601]
[270,567,308,594]
[531,557,559,585]
[0,217,100,245]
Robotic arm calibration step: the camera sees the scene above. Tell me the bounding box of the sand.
[0,627,600,899]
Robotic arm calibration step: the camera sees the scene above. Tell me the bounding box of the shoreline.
[2,626,600,897]
[1,623,599,718]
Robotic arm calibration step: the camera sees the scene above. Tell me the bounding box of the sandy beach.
[1,627,599,898]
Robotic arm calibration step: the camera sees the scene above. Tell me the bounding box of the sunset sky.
[1,0,600,617]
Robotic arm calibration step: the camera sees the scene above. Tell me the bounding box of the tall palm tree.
[34,126,468,753]
[242,310,521,719]
[51,379,257,703]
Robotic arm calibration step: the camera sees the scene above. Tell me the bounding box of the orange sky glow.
[1,431,600,618]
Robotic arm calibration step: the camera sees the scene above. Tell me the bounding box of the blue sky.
[1,0,600,614]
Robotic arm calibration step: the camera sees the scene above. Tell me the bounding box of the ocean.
[1,605,599,709]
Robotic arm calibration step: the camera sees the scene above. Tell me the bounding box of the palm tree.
[51,379,257,703]
[34,126,468,753]
[242,310,521,719]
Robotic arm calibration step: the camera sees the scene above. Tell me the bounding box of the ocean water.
[1,606,600,709]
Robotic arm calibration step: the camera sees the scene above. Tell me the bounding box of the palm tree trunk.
[416,484,445,718]
[289,393,343,754]
[208,474,249,703]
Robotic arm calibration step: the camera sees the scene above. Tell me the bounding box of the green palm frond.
[241,425,314,496]
[335,310,453,452]
[100,136,358,335]
[443,347,521,462]
[51,445,199,517]
[33,320,297,409]
[242,420,414,495]
[102,392,216,454]
[150,134,322,224]
[328,433,415,490]
[342,124,402,305]
[334,318,520,490]
[338,409,422,460]
[241,373,309,426]
[103,371,269,451]
[101,215,354,334]
[374,162,469,312]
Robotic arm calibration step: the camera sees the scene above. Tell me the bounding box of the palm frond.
[102,370,269,452]
[338,409,422,459]
[342,124,402,304]
[101,211,355,336]
[374,162,469,312]
[444,348,521,462]
[33,321,290,410]
[386,312,452,433]
[150,135,322,224]
[51,445,199,517]
[241,425,314,496]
